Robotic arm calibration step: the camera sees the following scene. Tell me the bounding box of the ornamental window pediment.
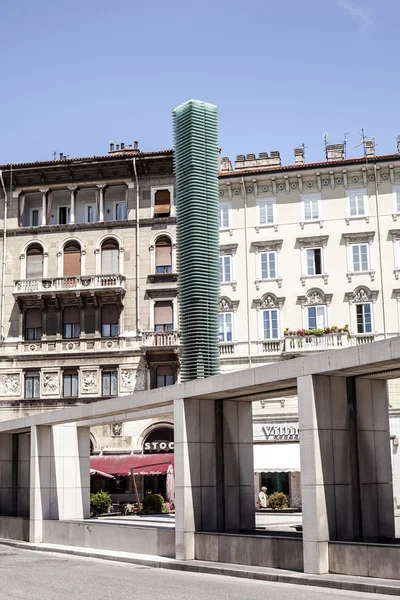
[345,286,378,304]
[254,292,285,311]
[298,288,332,308]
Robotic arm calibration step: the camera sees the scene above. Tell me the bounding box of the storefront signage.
[262,424,299,441]
[144,441,174,452]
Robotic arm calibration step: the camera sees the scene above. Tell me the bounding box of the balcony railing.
[14,274,125,295]
[141,331,180,348]
[284,332,349,353]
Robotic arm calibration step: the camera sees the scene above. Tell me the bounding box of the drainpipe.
[0,169,8,345]
[373,163,387,339]
[241,176,252,368]
[133,158,140,336]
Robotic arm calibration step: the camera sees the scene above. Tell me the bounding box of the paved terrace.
[0,338,400,579]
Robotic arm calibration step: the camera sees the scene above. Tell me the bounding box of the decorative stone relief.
[257,293,285,311]
[81,370,98,394]
[346,286,378,304]
[112,423,123,436]
[219,297,239,313]
[43,372,59,394]
[0,373,20,396]
[135,369,146,391]
[298,289,333,308]
[121,369,135,392]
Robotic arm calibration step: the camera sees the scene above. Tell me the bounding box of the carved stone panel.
[120,369,135,393]
[0,373,21,396]
[81,370,98,394]
[42,372,59,395]
[135,369,146,391]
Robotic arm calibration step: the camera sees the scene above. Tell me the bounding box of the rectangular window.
[220,256,232,282]
[260,252,276,279]
[101,304,119,337]
[306,248,322,275]
[219,202,231,229]
[258,199,274,225]
[63,306,80,339]
[25,308,42,341]
[219,313,233,342]
[86,204,97,223]
[154,301,173,332]
[156,366,174,388]
[63,371,78,397]
[302,194,319,221]
[348,190,366,217]
[263,309,278,339]
[356,303,372,334]
[102,370,118,396]
[25,372,40,399]
[58,206,71,225]
[115,202,128,220]
[307,306,326,330]
[32,209,40,226]
[352,244,369,272]
[153,189,171,217]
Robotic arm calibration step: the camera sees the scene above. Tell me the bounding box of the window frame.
[346,188,367,219]
[219,201,232,229]
[301,193,320,222]
[262,308,279,340]
[355,302,373,334]
[156,365,174,388]
[63,322,81,339]
[393,186,400,214]
[220,255,232,283]
[257,197,276,226]
[219,312,233,343]
[151,185,174,218]
[351,243,370,273]
[307,305,327,330]
[102,369,118,396]
[306,247,323,276]
[113,201,128,221]
[30,207,41,227]
[25,372,40,399]
[58,205,71,225]
[85,203,97,223]
[260,251,277,280]
[63,371,79,398]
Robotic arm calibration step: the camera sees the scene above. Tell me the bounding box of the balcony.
[13,274,125,298]
[141,331,180,349]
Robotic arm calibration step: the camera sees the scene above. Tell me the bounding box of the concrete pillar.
[356,378,395,540]
[29,424,90,543]
[0,433,14,516]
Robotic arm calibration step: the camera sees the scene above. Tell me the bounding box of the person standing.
[258,486,268,509]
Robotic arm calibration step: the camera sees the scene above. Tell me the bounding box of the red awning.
[90,453,174,477]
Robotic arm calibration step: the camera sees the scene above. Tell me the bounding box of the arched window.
[101,239,119,274]
[155,237,172,274]
[63,242,81,276]
[156,366,174,388]
[154,190,171,217]
[26,244,43,279]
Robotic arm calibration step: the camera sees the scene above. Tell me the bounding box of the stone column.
[29,424,90,543]
[39,189,48,226]
[356,378,395,540]
[68,186,77,225]
[97,184,106,222]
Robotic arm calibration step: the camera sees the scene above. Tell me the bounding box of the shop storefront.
[253,421,301,508]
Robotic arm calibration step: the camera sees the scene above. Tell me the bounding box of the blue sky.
[0,0,396,166]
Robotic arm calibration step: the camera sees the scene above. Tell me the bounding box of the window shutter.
[154,190,171,214]
[154,302,173,325]
[63,247,81,276]
[155,242,172,267]
[102,304,119,325]
[26,250,43,279]
[157,365,173,377]
[25,309,42,328]
[101,248,118,274]
[63,306,79,324]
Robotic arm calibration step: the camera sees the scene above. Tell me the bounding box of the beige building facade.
[2,139,400,505]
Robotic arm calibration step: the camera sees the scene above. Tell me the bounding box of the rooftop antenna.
[355,128,375,157]
[323,133,329,159]
[52,150,57,160]
[343,133,350,159]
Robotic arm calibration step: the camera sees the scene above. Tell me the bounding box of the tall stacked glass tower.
[173,99,220,381]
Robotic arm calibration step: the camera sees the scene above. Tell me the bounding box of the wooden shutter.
[101,241,119,274]
[154,190,170,215]
[155,240,172,267]
[102,304,119,325]
[63,306,79,324]
[154,302,173,325]
[25,309,41,328]
[63,245,81,276]
[26,248,43,279]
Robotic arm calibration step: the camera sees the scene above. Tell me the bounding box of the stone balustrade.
[14,274,125,294]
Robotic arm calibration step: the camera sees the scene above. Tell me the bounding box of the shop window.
[102,370,118,396]
[25,308,42,340]
[25,372,40,399]
[155,237,172,274]
[153,190,171,217]
[26,244,43,279]
[63,306,80,339]
[63,242,81,276]
[154,301,173,332]
[101,239,119,274]
[156,366,174,388]
[101,304,119,337]
[63,370,78,397]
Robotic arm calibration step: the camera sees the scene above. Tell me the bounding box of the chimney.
[59,152,64,160]
[220,157,232,172]
[294,147,305,165]
[121,142,125,150]
[269,151,281,166]
[134,141,139,150]
[235,154,246,169]
[326,144,345,161]
[116,144,120,151]
[109,141,115,152]
[364,139,375,157]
